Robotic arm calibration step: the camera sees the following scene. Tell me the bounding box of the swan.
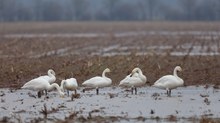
[119,68,147,94]
[60,78,78,96]
[82,68,112,95]
[36,69,56,95]
[153,66,184,97]
[21,75,64,98]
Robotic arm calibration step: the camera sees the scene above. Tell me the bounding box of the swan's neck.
[48,71,56,81]
[137,69,142,75]
[137,69,146,82]
[173,68,182,83]
[102,70,107,78]
[49,83,63,94]
[60,80,65,90]
[48,71,53,77]
[173,68,178,77]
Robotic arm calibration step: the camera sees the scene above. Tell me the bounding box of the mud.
[0,22,220,122]
[0,85,220,122]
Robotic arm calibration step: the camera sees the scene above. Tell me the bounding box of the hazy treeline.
[0,0,220,22]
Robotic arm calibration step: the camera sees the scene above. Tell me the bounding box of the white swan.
[153,66,184,97]
[119,68,147,94]
[35,69,56,95]
[21,74,64,98]
[82,68,112,95]
[39,69,56,84]
[60,78,78,96]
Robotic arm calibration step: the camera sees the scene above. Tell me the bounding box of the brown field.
[0,21,220,88]
[1,22,220,122]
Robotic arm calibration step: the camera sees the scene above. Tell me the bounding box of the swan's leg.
[134,87,137,95]
[96,88,99,95]
[45,90,48,95]
[131,87,134,94]
[169,90,171,97]
[67,90,70,97]
[37,91,42,98]
[166,88,169,96]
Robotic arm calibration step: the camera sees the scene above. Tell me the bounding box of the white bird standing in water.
[60,78,78,96]
[38,69,56,95]
[153,66,184,97]
[82,68,112,95]
[119,68,147,94]
[21,69,64,98]
[21,78,64,98]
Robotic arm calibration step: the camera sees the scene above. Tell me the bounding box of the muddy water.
[0,85,220,122]
[19,44,220,59]
[3,31,220,38]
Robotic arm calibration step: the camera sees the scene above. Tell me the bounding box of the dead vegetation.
[0,54,219,88]
[1,21,220,123]
[0,22,219,88]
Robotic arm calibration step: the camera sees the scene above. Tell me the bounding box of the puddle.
[0,43,219,59]
[3,31,220,38]
[90,44,220,57]
[0,85,220,122]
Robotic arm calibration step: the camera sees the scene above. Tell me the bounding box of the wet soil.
[0,22,220,122]
[1,86,220,122]
[0,22,220,88]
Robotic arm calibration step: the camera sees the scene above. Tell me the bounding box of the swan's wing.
[120,76,143,87]
[66,78,77,83]
[154,75,173,84]
[21,78,49,91]
[120,72,138,83]
[131,72,139,77]
[82,76,111,87]
[39,75,49,80]
[153,75,179,88]
[65,78,78,87]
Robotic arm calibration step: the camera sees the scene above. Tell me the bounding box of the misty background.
[0,0,220,22]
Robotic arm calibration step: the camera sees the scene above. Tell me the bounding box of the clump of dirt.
[200,117,220,123]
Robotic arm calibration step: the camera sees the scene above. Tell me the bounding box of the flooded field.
[0,22,220,122]
[1,85,220,122]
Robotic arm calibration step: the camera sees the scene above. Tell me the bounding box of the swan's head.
[60,92,65,98]
[175,66,182,72]
[48,69,56,76]
[104,68,111,73]
[131,67,141,74]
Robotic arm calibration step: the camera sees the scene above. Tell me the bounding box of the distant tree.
[159,3,181,20]
[0,0,5,21]
[70,0,89,20]
[148,0,157,20]
[33,0,44,21]
[16,3,32,21]
[114,3,139,20]
[2,0,18,21]
[0,0,220,21]
[103,0,120,20]
[137,0,158,20]
[42,1,63,21]
[137,0,148,20]
[179,0,197,20]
